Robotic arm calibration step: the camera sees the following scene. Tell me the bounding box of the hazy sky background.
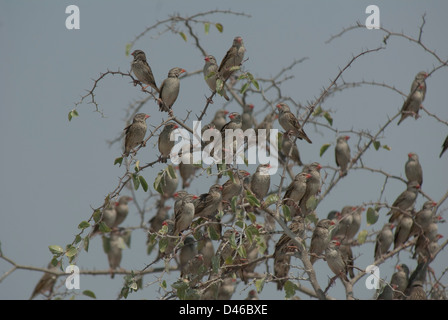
[0,0,447,300]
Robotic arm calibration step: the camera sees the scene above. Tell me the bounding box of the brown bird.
[123,113,150,157]
[130,49,159,92]
[194,184,223,218]
[148,204,170,233]
[280,131,303,166]
[283,172,310,216]
[277,103,312,143]
[397,71,428,125]
[335,136,351,176]
[203,55,230,101]
[221,170,250,202]
[250,164,271,200]
[158,122,179,163]
[405,152,423,186]
[440,135,448,158]
[387,181,420,223]
[374,223,395,260]
[411,200,437,236]
[299,162,322,215]
[394,213,413,249]
[158,67,186,113]
[212,109,229,131]
[333,206,363,242]
[391,263,410,299]
[218,36,246,80]
[30,261,61,300]
[198,234,215,269]
[406,281,427,300]
[179,237,197,276]
[113,195,133,228]
[105,230,123,278]
[309,219,334,264]
[325,240,349,282]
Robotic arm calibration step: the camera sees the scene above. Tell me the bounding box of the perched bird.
[160,169,179,199]
[335,136,351,176]
[245,290,259,300]
[91,201,117,237]
[218,36,246,80]
[391,263,410,299]
[179,152,198,189]
[241,104,255,130]
[148,204,170,233]
[113,196,133,228]
[274,216,305,290]
[411,201,437,236]
[198,234,215,269]
[405,152,423,186]
[212,109,229,131]
[173,193,197,236]
[280,131,303,166]
[220,112,243,133]
[332,206,363,242]
[397,71,428,125]
[339,244,355,279]
[203,55,230,101]
[394,213,413,249]
[130,49,159,92]
[387,181,420,223]
[221,170,250,202]
[414,233,443,263]
[30,261,61,300]
[250,164,271,200]
[123,113,150,157]
[158,122,179,162]
[440,135,448,158]
[217,277,237,300]
[374,223,395,260]
[106,231,123,278]
[309,219,334,264]
[194,184,223,217]
[283,172,310,216]
[256,112,277,142]
[406,281,427,300]
[376,284,396,300]
[299,162,322,215]
[158,67,186,113]
[181,254,206,287]
[277,103,312,143]
[327,210,342,224]
[179,237,197,276]
[325,240,349,282]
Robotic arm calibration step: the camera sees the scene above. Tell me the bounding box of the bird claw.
[133,80,140,87]
[207,97,214,104]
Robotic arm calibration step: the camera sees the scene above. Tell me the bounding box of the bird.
[280,131,303,166]
[325,240,349,282]
[113,195,133,228]
[440,135,448,158]
[413,233,443,263]
[332,206,363,242]
[161,169,179,199]
[172,192,197,236]
[397,71,428,125]
[148,204,170,233]
[198,234,215,269]
[374,223,395,260]
[277,103,312,143]
[212,109,229,131]
[406,281,427,300]
[220,112,243,133]
[218,36,246,80]
[390,263,410,299]
[217,277,237,300]
[309,219,334,264]
[158,67,186,113]
[105,230,123,278]
[411,201,437,236]
[193,184,223,218]
[274,216,305,290]
[30,261,61,300]
[335,136,351,176]
[203,55,230,101]
[221,170,250,202]
[250,164,271,200]
[241,104,255,130]
[179,152,198,189]
[179,237,197,276]
[158,122,179,163]
[123,113,150,157]
[130,49,159,92]
[376,284,396,300]
[256,112,277,142]
[245,290,259,300]
[405,152,423,186]
[387,181,420,223]
[394,213,413,249]
[181,254,206,287]
[299,162,322,214]
[283,172,310,216]
[339,244,355,279]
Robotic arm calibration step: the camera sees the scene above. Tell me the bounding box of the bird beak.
[276,104,281,109]
[408,153,413,158]
[114,202,119,206]
[181,69,186,74]
[219,186,223,190]
[416,184,421,189]
[306,173,312,179]
[192,195,199,200]
[174,124,179,129]
[317,164,322,170]
[128,197,133,201]
[223,110,229,115]
[249,104,254,109]
[330,221,335,225]
[432,202,437,206]
[229,114,235,119]
[204,56,210,62]
[145,114,150,119]
[345,136,350,141]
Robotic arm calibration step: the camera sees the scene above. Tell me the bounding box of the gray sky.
[0,0,447,300]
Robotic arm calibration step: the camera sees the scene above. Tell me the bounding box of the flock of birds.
[30,36,447,300]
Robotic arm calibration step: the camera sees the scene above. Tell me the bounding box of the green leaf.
[78,221,90,230]
[132,174,140,190]
[240,82,250,94]
[246,191,261,207]
[158,237,169,253]
[357,229,368,244]
[306,196,318,211]
[319,143,331,157]
[204,22,210,34]
[215,23,223,33]
[125,43,132,56]
[366,207,379,225]
[139,176,148,192]
[114,157,123,166]
[230,232,237,249]
[373,140,381,151]
[251,79,260,90]
[134,160,140,172]
[153,172,164,194]
[229,66,240,72]
[65,247,78,258]
[313,105,323,116]
[161,280,167,290]
[255,276,266,293]
[208,226,220,241]
[179,32,187,42]
[237,245,247,259]
[230,195,238,213]
[72,110,79,117]
[212,256,220,274]
[284,280,297,298]
[82,290,96,299]
[323,112,333,126]
[99,221,111,233]
[247,212,257,224]
[93,209,102,223]
[264,193,279,207]
[216,78,224,93]
[74,235,82,244]
[49,245,64,255]
[382,145,392,151]
[167,165,177,179]
[83,236,90,252]
[282,205,291,221]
